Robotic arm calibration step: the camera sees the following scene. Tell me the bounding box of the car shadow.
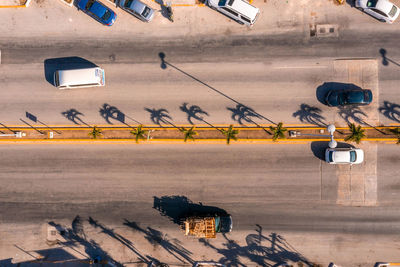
[345,0,355,7]
[316,82,362,105]
[153,195,229,225]
[311,141,355,161]
[44,57,97,86]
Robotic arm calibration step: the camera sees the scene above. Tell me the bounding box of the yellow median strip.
[0,138,397,145]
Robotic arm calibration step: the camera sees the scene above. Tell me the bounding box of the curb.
[1,124,400,131]
[0,138,396,144]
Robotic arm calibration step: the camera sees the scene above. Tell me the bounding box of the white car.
[355,0,400,23]
[207,0,260,26]
[325,148,364,165]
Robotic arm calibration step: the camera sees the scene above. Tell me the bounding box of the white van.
[54,67,105,89]
[207,0,260,26]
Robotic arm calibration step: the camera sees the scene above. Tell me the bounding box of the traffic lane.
[0,144,321,204]
[377,143,400,204]
[0,144,399,235]
[0,60,343,126]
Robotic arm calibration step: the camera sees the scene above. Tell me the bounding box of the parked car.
[325,88,373,107]
[119,0,155,22]
[77,0,117,26]
[207,0,260,26]
[325,148,364,165]
[355,0,400,23]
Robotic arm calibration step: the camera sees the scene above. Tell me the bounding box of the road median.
[0,124,398,144]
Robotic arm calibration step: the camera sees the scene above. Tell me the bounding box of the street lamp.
[327,124,337,148]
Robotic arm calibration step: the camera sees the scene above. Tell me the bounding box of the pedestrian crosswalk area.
[332,59,379,206]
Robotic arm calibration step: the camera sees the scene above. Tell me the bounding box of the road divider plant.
[0,124,399,144]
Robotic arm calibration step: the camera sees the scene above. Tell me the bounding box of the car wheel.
[379,18,386,22]
[356,7,364,11]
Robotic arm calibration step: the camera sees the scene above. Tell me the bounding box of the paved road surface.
[0,144,399,266]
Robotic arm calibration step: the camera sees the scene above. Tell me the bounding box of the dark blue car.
[325,89,373,107]
[77,0,117,26]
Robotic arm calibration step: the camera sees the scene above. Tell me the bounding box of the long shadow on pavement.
[124,220,194,264]
[158,52,276,125]
[199,225,314,267]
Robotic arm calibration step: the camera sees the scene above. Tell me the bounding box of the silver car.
[325,148,364,165]
[119,0,155,22]
[355,0,400,23]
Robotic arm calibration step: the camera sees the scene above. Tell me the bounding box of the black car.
[325,89,373,107]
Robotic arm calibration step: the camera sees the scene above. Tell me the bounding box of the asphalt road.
[1,144,399,234]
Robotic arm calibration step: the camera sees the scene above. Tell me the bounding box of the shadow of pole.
[88,217,148,264]
[159,52,276,125]
[26,112,61,134]
[19,118,45,135]
[0,122,16,134]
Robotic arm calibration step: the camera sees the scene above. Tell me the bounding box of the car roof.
[89,1,107,15]
[131,0,148,13]
[332,150,352,163]
[375,0,395,13]
[229,0,259,19]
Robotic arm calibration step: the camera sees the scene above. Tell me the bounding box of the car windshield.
[86,0,95,9]
[142,6,151,17]
[363,91,370,101]
[124,0,134,7]
[218,0,227,6]
[346,91,364,104]
[350,151,357,162]
[102,10,111,20]
[389,5,398,17]
[366,0,378,7]
[329,151,334,162]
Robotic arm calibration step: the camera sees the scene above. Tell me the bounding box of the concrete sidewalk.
[1,221,399,267]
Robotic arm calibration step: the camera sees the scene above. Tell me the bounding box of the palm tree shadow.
[227,104,261,125]
[47,219,122,266]
[337,106,366,125]
[99,103,126,124]
[158,52,276,125]
[61,109,91,127]
[88,217,148,264]
[292,104,327,127]
[145,107,172,126]
[199,225,312,267]
[227,104,271,135]
[379,101,400,122]
[123,220,194,264]
[99,103,142,126]
[180,103,209,125]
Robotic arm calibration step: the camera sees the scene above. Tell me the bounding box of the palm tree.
[345,123,365,144]
[89,126,102,139]
[389,127,400,144]
[130,125,148,143]
[221,125,239,145]
[179,126,197,142]
[269,122,287,141]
